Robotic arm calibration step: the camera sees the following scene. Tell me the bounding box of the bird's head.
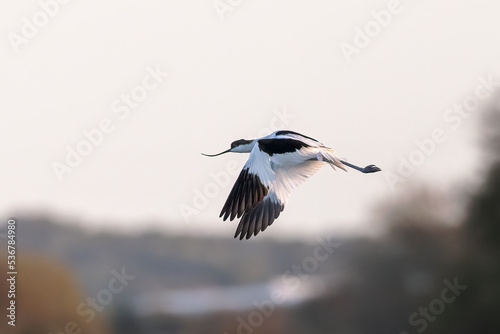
[202,139,255,157]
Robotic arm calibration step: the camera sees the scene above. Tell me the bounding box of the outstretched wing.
[233,160,325,240]
[219,144,275,221]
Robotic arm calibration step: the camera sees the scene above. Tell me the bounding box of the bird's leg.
[340,160,381,173]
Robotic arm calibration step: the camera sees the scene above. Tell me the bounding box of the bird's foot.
[363,165,382,173]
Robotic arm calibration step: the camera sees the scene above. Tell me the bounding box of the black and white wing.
[220,143,325,240]
[233,160,324,239]
[219,143,275,222]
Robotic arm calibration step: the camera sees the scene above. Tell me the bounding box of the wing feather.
[233,160,325,239]
[220,145,274,221]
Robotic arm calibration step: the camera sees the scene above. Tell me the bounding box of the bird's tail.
[321,148,347,172]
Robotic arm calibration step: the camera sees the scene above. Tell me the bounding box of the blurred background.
[1,1,500,333]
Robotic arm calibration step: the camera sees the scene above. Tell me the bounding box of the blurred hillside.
[3,180,500,334]
[11,216,339,293]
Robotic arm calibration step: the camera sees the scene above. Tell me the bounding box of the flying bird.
[202,130,381,240]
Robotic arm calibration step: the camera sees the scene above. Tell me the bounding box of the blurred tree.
[0,253,110,334]
[465,95,500,246]
[465,163,500,246]
[434,94,500,334]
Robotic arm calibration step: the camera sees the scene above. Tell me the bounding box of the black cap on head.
[231,139,252,149]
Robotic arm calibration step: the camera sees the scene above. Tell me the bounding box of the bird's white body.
[203,130,380,240]
[239,130,346,199]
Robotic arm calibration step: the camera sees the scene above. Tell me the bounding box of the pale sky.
[1,0,500,240]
